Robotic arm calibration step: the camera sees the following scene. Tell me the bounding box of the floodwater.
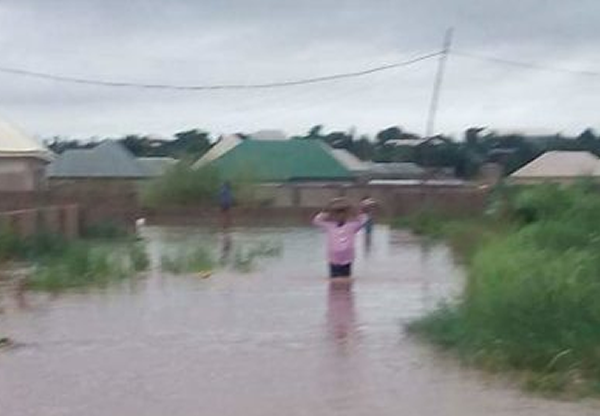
[0,225,598,416]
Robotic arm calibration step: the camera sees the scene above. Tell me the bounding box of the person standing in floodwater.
[313,198,368,280]
[219,181,234,229]
[360,196,377,250]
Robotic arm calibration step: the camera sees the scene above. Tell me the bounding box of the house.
[509,151,600,185]
[137,157,177,177]
[0,119,52,191]
[328,148,370,178]
[247,129,288,141]
[368,162,426,181]
[201,139,354,183]
[47,140,170,192]
[194,134,243,168]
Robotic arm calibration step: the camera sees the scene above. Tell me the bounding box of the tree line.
[45,125,600,179]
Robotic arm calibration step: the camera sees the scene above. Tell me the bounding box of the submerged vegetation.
[406,183,600,396]
[161,246,215,275]
[160,239,282,275]
[0,227,149,292]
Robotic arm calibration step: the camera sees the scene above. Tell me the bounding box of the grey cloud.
[0,0,599,138]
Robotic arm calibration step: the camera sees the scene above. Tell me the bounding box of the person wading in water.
[219,181,234,229]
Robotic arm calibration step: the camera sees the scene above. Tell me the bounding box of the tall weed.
[410,183,600,395]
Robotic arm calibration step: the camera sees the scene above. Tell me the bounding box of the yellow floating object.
[197,271,212,279]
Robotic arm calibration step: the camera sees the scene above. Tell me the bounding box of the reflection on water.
[219,232,233,265]
[1,225,597,416]
[326,282,357,344]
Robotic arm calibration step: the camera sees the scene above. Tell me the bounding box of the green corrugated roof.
[208,139,353,182]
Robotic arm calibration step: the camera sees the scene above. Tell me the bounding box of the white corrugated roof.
[0,119,51,160]
[511,151,600,178]
[329,149,369,172]
[249,130,288,140]
[193,134,243,168]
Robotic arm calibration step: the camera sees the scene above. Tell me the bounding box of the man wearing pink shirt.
[313,198,368,279]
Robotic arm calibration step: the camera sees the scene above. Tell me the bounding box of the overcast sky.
[0,0,599,140]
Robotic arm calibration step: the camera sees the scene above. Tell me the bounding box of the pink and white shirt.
[313,213,368,265]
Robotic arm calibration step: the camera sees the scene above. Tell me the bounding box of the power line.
[0,52,442,91]
[453,50,600,77]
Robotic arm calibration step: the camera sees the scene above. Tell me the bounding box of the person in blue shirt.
[219,181,234,229]
[360,196,376,250]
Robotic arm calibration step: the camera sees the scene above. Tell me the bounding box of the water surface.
[0,226,598,415]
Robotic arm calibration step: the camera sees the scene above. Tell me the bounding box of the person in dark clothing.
[219,181,234,229]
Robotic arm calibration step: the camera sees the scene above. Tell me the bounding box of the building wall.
[0,180,487,231]
[507,177,593,186]
[0,180,140,232]
[0,158,47,191]
[255,183,488,217]
[48,178,142,194]
[0,205,80,239]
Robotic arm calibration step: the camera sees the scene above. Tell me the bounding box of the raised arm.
[312,211,330,228]
[351,213,369,232]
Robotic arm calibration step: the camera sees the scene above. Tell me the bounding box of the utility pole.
[425,28,454,138]
[420,28,454,208]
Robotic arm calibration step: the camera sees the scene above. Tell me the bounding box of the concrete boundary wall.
[256,183,488,216]
[0,205,80,239]
[0,182,488,229]
[145,183,488,225]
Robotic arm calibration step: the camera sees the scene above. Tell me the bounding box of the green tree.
[170,129,211,160]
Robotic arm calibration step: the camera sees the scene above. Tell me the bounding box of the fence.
[144,183,489,225]
[254,183,489,216]
[0,187,139,232]
[0,182,489,229]
[0,205,80,239]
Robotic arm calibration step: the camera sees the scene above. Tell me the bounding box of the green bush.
[141,162,257,208]
[141,163,223,207]
[410,184,600,395]
[0,228,68,261]
[512,183,574,223]
[83,221,130,240]
[392,210,448,237]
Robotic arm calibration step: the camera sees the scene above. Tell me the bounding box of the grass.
[26,241,150,292]
[0,226,150,292]
[406,183,600,397]
[82,221,131,240]
[161,246,215,274]
[393,210,509,262]
[230,240,283,272]
[160,239,282,275]
[392,209,449,238]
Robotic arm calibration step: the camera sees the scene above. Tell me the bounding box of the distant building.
[328,149,370,179]
[195,137,354,183]
[194,134,243,168]
[509,151,600,185]
[247,130,288,141]
[368,162,426,181]
[47,140,172,192]
[0,119,52,191]
[137,157,177,177]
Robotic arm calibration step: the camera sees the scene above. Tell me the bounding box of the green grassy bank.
[401,183,600,396]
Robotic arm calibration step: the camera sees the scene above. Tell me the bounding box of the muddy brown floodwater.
[1,226,598,416]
